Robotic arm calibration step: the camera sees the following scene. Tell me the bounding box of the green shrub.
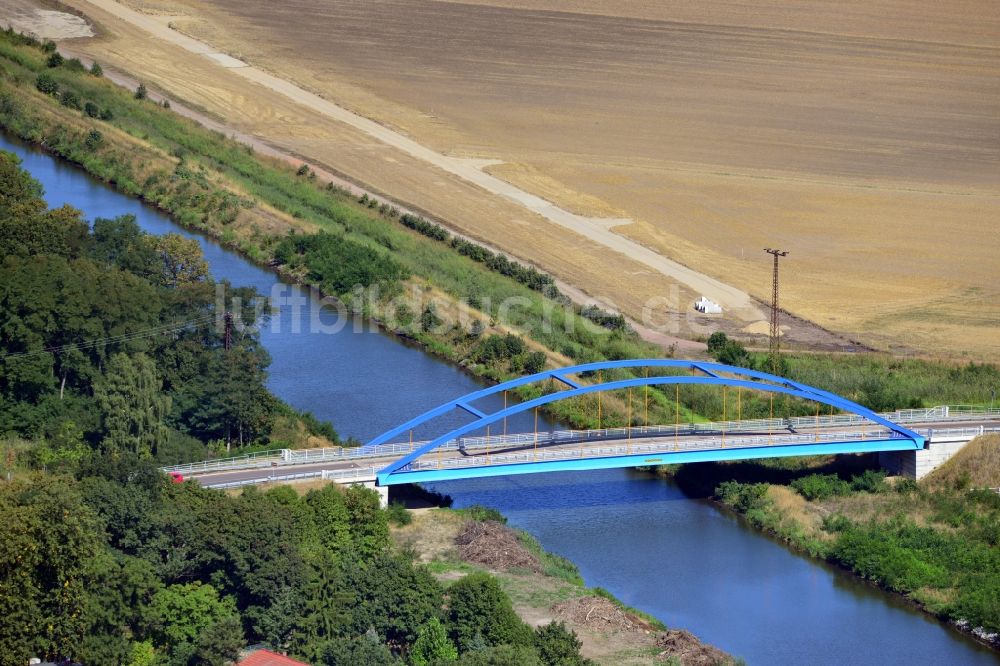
[89,61,102,77]
[473,334,525,364]
[134,82,147,100]
[59,90,81,110]
[455,505,507,523]
[84,129,103,151]
[523,351,547,375]
[791,474,851,501]
[34,72,57,95]
[46,51,63,68]
[716,481,770,512]
[273,231,407,294]
[386,500,412,526]
[851,469,888,494]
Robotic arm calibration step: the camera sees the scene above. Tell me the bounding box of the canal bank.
[4,133,997,664]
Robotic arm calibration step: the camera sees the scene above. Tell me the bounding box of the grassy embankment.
[1,30,997,435]
[661,436,1000,645]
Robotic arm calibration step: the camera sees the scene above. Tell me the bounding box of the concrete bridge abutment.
[879,428,984,479]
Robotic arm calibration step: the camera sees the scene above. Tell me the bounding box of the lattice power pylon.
[764,248,788,373]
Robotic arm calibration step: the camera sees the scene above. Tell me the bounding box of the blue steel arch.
[369,360,925,484]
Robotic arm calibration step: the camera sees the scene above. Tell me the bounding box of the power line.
[0,314,218,361]
[764,248,788,375]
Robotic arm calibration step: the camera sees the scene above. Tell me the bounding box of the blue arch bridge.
[365,359,926,486]
[173,358,1000,494]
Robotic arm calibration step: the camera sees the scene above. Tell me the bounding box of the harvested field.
[52,1,1000,358]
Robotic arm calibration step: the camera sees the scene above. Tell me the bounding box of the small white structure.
[694,296,723,314]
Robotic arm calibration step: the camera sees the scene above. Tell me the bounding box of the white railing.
[194,426,1000,486]
[403,426,1000,473]
[404,430,894,471]
[202,466,378,489]
[165,406,1000,476]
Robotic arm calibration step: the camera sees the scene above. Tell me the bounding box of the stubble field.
[48,0,1000,358]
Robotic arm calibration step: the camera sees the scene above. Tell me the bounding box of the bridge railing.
[165,449,287,475]
[201,465,379,490]
[402,429,900,472]
[401,426,1000,473]
[191,426,1000,487]
[164,406,1000,476]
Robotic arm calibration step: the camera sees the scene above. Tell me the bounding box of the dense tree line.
[0,151,327,462]
[0,459,592,665]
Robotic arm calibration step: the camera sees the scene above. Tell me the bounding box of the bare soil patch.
[1,0,93,38]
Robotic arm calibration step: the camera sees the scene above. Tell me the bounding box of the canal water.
[4,134,996,665]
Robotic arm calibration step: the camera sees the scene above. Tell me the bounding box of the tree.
[306,485,352,556]
[149,233,208,286]
[127,641,155,666]
[344,484,390,559]
[288,551,352,659]
[135,82,148,100]
[705,331,752,369]
[706,331,728,356]
[90,61,103,77]
[75,552,161,665]
[95,353,170,458]
[147,582,239,650]
[410,617,457,666]
[454,644,543,666]
[533,622,591,666]
[0,479,107,665]
[446,573,533,653]
[319,636,398,666]
[91,215,158,277]
[345,553,443,647]
[523,351,546,375]
[192,616,245,666]
[46,51,64,67]
[0,150,45,218]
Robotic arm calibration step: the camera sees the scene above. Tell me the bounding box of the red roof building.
[238,649,310,666]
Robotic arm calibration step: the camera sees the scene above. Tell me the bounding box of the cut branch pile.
[655,629,734,665]
[455,520,542,572]
[551,596,644,633]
